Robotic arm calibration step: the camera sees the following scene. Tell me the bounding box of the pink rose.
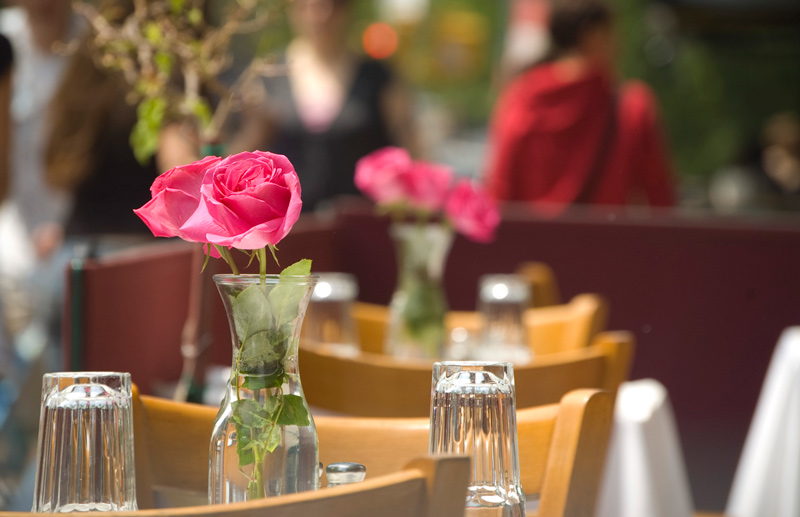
[181,151,302,249]
[355,147,413,205]
[403,161,453,212]
[445,180,500,243]
[134,155,222,241]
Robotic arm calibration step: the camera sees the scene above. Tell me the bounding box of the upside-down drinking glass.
[303,273,360,357]
[475,274,531,364]
[32,372,136,513]
[429,362,525,516]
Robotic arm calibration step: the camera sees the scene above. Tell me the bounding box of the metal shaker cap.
[325,462,367,486]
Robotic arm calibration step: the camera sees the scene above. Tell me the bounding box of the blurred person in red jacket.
[485,0,675,214]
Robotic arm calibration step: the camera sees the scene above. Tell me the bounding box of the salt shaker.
[325,462,367,487]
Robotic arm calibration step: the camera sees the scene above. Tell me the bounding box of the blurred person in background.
[709,112,800,213]
[0,0,156,364]
[0,0,78,350]
[0,2,155,508]
[232,0,417,212]
[485,0,675,214]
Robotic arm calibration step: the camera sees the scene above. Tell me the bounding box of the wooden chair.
[300,331,632,417]
[515,261,562,307]
[2,388,470,517]
[318,389,614,517]
[84,388,612,517]
[353,293,608,356]
[64,241,198,395]
[6,457,468,517]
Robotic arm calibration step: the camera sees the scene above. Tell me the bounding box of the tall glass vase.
[209,274,319,504]
[385,223,453,359]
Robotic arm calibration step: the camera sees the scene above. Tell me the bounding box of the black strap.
[575,92,618,204]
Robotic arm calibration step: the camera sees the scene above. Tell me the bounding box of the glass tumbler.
[303,272,360,356]
[429,362,525,516]
[32,372,137,513]
[476,274,532,364]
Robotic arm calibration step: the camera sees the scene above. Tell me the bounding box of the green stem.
[257,247,267,286]
[216,245,240,275]
[249,389,284,499]
[253,462,264,498]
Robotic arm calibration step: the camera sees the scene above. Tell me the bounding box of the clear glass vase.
[209,274,319,504]
[385,223,453,359]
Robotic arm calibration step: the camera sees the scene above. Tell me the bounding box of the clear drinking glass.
[303,273,360,357]
[429,362,525,516]
[32,372,136,513]
[475,274,532,364]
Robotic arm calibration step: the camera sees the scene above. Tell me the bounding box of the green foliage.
[154,51,174,77]
[611,0,800,178]
[232,399,271,428]
[81,0,285,165]
[277,395,311,426]
[228,259,313,491]
[188,8,203,26]
[170,0,186,14]
[143,22,163,46]
[130,97,166,164]
[281,258,312,277]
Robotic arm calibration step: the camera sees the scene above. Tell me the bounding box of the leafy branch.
[75,0,289,163]
[227,258,312,498]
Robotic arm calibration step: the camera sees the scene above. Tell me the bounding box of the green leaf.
[239,329,288,372]
[130,118,158,165]
[267,260,312,327]
[262,426,282,453]
[277,395,310,427]
[240,366,285,391]
[154,51,173,76]
[169,0,185,13]
[235,425,255,467]
[232,285,273,343]
[264,394,280,416]
[143,22,162,45]
[188,7,203,26]
[130,96,166,164]
[188,98,213,130]
[232,399,269,429]
[281,259,312,277]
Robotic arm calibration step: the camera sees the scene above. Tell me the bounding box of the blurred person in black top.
[232,0,417,212]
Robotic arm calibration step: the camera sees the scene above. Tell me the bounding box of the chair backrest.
[300,330,632,417]
[353,293,608,355]
[20,387,470,517]
[515,261,562,307]
[124,388,611,517]
[64,241,197,395]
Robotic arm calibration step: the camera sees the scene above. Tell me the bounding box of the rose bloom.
[134,155,221,241]
[354,147,413,205]
[445,180,500,243]
[403,161,453,212]
[135,151,302,250]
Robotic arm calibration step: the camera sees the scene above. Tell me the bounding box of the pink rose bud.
[404,161,454,212]
[134,155,222,241]
[181,151,303,250]
[355,146,413,205]
[445,180,501,243]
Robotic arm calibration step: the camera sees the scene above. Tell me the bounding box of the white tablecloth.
[595,379,694,517]
[726,327,800,517]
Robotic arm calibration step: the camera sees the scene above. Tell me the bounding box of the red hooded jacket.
[486,63,675,213]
